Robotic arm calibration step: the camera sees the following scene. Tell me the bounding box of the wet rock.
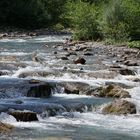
[61,82,90,95]
[63,102,86,113]
[0,56,17,62]
[28,79,41,84]
[27,84,52,98]
[9,111,38,122]
[102,100,136,115]
[119,68,136,75]
[54,51,57,54]
[89,85,131,98]
[0,71,9,76]
[74,57,86,64]
[0,122,13,133]
[124,60,138,66]
[61,57,69,60]
[84,52,93,56]
[14,100,23,104]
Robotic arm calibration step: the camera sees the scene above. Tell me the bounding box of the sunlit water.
[0,35,140,140]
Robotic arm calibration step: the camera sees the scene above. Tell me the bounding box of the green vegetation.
[0,0,139,42]
[128,41,140,49]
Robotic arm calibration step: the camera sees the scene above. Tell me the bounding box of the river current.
[0,35,140,140]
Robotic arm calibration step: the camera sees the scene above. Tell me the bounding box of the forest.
[0,0,139,44]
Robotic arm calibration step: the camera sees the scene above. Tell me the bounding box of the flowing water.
[0,35,140,140]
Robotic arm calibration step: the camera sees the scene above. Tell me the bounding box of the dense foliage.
[0,0,66,29]
[0,0,139,42]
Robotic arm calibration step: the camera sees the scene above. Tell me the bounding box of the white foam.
[0,38,27,43]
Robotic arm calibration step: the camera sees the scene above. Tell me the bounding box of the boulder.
[9,111,38,122]
[102,100,136,115]
[119,68,136,75]
[74,57,86,64]
[61,82,90,95]
[27,84,52,98]
[0,122,13,133]
[124,60,138,66]
[88,84,131,98]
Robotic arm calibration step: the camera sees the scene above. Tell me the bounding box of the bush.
[63,1,102,40]
[102,0,140,42]
[128,41,140,49]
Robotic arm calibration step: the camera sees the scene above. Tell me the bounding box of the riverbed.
[0,35,140,140]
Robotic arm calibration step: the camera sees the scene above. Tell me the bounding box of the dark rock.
[84,52,93,56]
[9,111,38,122]
[0,71,9,76]
[74,57,86,64]
[61,57,69,60]
[0,122,13,133]
[27,84,52,98]
[119,68,136,75]
[102,100,136,115]
[54,51,57,54]
[14,100,23,104]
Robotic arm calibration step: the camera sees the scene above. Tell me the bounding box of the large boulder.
[86,84,131,98]
[61,82,90,95]
[8,111,38,122]
[102,100,136,115]
[27,84,52,98]
[0,122,13,133]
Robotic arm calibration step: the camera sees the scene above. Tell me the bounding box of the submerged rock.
[102,100,136,115]
[0,122,13,133]
[8,111,38,122]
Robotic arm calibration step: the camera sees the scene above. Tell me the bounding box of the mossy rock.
[102,100,136,115]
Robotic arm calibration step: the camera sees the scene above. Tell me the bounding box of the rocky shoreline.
[0,28,71,39]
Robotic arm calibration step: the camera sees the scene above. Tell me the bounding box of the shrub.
[102,0,140,42]
[128,41,140,49]
[63,1,102,40]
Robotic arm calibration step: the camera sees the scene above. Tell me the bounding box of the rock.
[61,57,69,60]
[0,122,13,133]
[84,52,93,56]
[66,51,77,57]
[61,82,90,95]
[28,79,41,84]
[0,71,9,76]
[74,57,86,64]
[89,85,131,98]
[14,100,23,104]
[119,68,136,75]
[9,111,38,122]
[27,84,52,98]
[124,60,138,66]
[102,100,136,115]
[54,51,57,54]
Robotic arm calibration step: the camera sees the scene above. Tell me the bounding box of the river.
[0,35,140,140]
